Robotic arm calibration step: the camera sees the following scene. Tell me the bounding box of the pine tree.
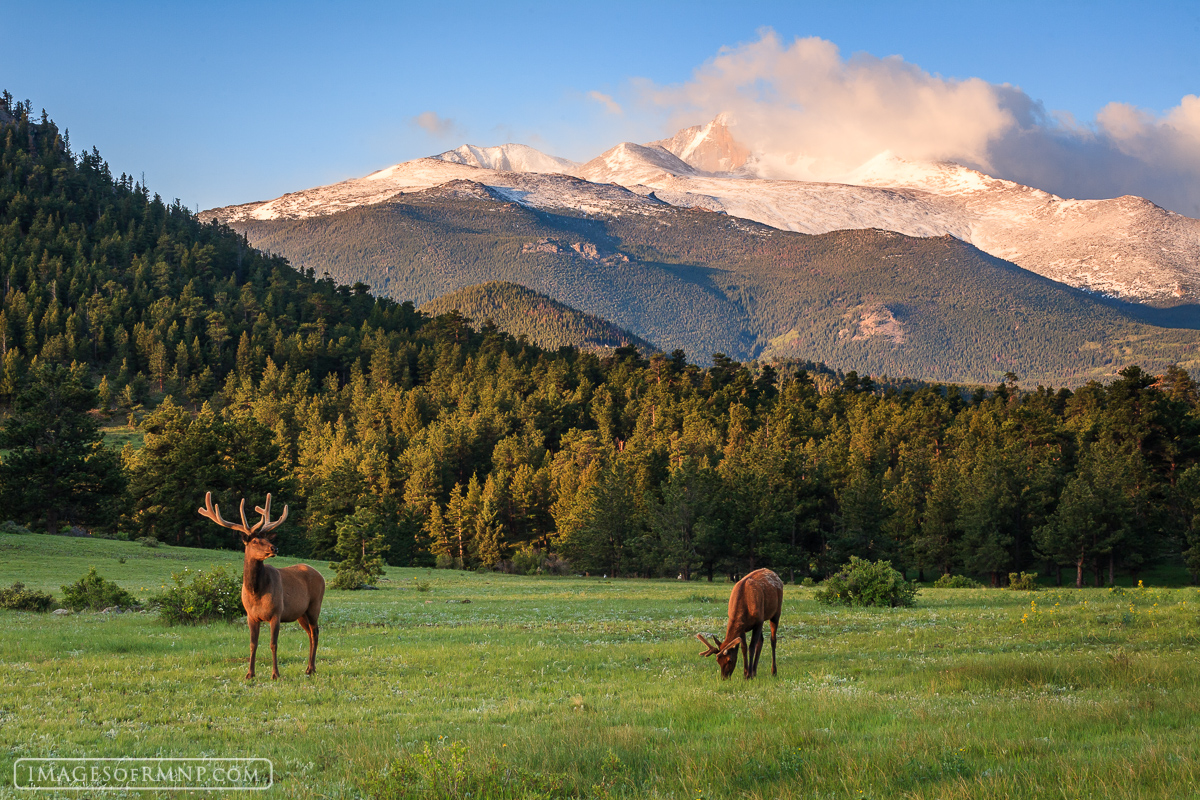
[329,507,389,589]
[0,363,124,534]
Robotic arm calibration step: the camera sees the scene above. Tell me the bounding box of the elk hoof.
[271,672,280,680]
[305,667,315,675]
[244,672,254,680]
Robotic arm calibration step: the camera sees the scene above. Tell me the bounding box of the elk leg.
[269,618,281,680]
[741,633,751,679]
[298,616,318,675]
[749,623,764,678]
[753,624,761,677]
[769,614,779,676]
[246,618,259,680]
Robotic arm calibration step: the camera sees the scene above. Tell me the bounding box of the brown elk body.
[697,568,783,679]
[199,492,325,680]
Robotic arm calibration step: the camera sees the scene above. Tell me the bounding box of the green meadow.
[1,532,1199,799]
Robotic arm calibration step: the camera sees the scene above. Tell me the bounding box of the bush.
[800,576,816,587]
[330,567,377,590]
[814,557,918,608]
[1008,572,1039,591]
[543,553,571,576]
[0,582,56,611]
[0,520,32,535]
[434,553,455,570]
[934,573,982,589]
[152,566,242,625]
[61,567,139,611]
[512,544,544,575]
[136,536,160,548]
[509,545,571,576]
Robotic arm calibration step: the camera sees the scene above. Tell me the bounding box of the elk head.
[696,633,740,679]
[198,491,288,558]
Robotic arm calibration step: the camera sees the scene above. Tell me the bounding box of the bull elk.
[199,492,325,679]
[697,568,783,679]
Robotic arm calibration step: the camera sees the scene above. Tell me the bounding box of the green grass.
[99,426,145,451]
[2,532,1199,799]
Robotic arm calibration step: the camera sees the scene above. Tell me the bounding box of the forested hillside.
[5,96,1200,589]
[217,184,1200,386]
[420,281,657,354]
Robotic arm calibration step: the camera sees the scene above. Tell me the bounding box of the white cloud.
[587,90,623,116]
[641,32,1200,216]
[411,111,461,139]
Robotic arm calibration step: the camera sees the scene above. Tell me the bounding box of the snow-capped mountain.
[576,142,698,184]
[645,113,751,174]
[205,120,1200,303]
[433,143,577,174]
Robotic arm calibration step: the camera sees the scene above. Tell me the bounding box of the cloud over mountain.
[412,111,462,140]
[639,31,1200,216]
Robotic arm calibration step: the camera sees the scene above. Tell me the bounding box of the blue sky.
[4,0,1198,211]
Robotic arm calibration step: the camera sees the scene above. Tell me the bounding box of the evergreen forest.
[5,96,1200,589]
[420,281,656,354]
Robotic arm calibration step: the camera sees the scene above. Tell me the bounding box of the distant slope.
[420,282,657,354]
[221,189,1200,385]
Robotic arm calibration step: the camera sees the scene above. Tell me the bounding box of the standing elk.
[697,568,783,679]
[198,491,325,680]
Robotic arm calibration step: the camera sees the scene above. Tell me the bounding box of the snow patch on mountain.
[204,158,666,224]
[434,143,577,174]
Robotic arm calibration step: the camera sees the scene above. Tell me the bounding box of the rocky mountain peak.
[647,115,751,174]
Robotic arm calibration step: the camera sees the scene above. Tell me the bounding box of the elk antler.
[696,633,722,657]
[198,491,254,535]
[198,491,289,538]
[253,493,288,536]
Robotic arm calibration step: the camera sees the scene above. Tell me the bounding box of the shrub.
[136,536,160,548]
[152,566,242,625]
[331,567,377,590]
[61,568,139,611]
[1008,572,1039,591]
[0,582,56,611]
[434,553,455,570]
[814,557,918,608]
[543,553,571,576]
[800,577,816,587]
[510,544,570,576]
[0,520,32,535]
[934,574,983,589]
[512,544,544,575]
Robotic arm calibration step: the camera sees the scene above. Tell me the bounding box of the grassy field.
[98,425,145,452]
[1,532,1199,799]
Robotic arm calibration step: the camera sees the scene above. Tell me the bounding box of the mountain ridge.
[205,118,1200,305]
[217,188,1200,385]
[419,281,658,354]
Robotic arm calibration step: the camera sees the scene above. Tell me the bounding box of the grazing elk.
[697,568,783,679]
[198,492,325,680]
